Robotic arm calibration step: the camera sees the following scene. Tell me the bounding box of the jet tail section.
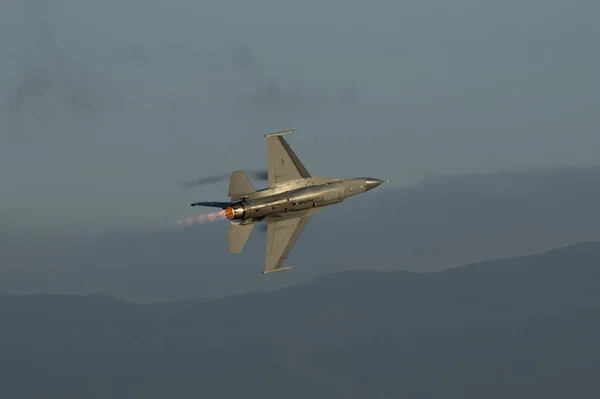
[228,170,256,201]
[228,222,255,254]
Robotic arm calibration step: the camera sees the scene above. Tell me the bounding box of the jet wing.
[263,212,313,273]
[265,130,311,188]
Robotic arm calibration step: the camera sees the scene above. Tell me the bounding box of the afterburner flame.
[174,210,226,227]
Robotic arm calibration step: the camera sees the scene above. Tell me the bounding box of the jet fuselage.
[224,177,383,222]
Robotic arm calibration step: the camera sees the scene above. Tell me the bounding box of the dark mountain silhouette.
[1,242,599,398]
[2,165,600,302]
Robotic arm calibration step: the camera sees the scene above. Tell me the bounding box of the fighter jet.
[191,130,386,273]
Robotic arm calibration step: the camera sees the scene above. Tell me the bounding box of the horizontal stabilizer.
[190,201,233,208]
[228,222,255,254]
[229,170,256,201]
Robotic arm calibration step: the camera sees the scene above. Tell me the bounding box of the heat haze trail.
[173,209,227,228]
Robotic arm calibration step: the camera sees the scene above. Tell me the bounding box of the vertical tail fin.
[228,222,255,254]
[228,170,256,201]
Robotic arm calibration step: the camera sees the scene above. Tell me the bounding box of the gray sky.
[1,0,599,232]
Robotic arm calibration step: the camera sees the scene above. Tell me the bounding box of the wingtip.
[262,265,294,274]
[264,129,294,138]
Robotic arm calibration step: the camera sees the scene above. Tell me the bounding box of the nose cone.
[365,178,385,191]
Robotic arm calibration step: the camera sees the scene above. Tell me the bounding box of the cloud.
[226,43,358,120]
[228,41,261,74]
[180,169,268,188]
[2,1,114,137]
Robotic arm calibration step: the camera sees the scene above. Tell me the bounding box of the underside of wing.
[265,130,310,188]
[264,214,312,273]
